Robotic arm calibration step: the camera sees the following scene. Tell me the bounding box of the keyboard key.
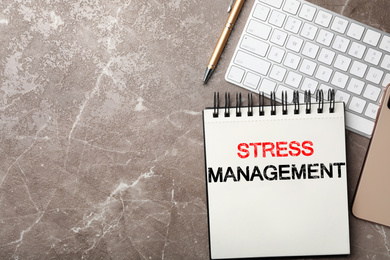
[227,66,245,83]
[240,35,269,57]
[259,79,277,94]
[284,52,301,69]
[363,84,381,102]
[366,67,384,84]
[315,10,332,27]
[363,29,381,46]
[269,65,287,82]
[268,46,285,63]
[244,72,261,90]
[379,35,390,52]
[285,16,302,34]
[259,0,283,9]
[285,71,302,88]
[300,23,318,40]
[299,4,317,21]
[316,29,334,46]
[234,51,271,75]
[350,61,367,78]
[331,17,348,34]
[299,59,317,76]
[334,54,351,71]
[247,20,272,40]
[286,35,303,52]
[283,0,300,15]
[382,73,390,87]
[331,71,349,89]
[345,111,375,136]
[347,23,365,40]
[302,42,319,58]
[270,29,288,47]
[318,48,335,65]
[349,96,366,114]
[365,103,379,120]
[380,54,390,71]
[364,48,383,65]
[253,4,270,21]
[332,35,350,53]
[348,42,366,59]
[335,90,350,104]
[269,10,286,27]
[347,78,365,95]
[316,65,333,82]
[301,78,318,93]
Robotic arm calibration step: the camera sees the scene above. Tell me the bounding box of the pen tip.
[203,68,214,85]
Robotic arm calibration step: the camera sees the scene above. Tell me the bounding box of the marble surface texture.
[1,0,390,259]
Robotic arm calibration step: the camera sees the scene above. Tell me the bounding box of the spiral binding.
[236,92,242,117]
[259,92,265,116]
[225,92,230,117]
[213,92,219,118]
[293,91,299,115]
[212,89,336,118]
[305,90,311,114]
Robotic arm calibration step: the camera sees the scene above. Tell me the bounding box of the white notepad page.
[203,103,350,259]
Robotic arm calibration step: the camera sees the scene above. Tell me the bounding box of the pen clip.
[227,0,235,13]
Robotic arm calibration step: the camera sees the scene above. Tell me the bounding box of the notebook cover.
[203,103,350,259]
[352,85,390,227]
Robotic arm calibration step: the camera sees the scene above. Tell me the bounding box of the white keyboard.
[225,0,390,138]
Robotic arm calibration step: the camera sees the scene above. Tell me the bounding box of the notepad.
[203,91,350,259]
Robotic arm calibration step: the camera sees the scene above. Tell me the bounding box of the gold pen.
[203,0,246,84]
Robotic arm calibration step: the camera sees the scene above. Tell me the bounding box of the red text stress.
[237,141,314,158]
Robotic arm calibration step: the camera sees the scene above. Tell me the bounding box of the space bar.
[345,111,375,137]
[234,51,271,76]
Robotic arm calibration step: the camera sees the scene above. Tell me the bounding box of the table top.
[1,0,389,259]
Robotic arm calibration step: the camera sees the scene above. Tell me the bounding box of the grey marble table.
[1,0,389,259]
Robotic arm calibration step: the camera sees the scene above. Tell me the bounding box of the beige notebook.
[353,85,390,227]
